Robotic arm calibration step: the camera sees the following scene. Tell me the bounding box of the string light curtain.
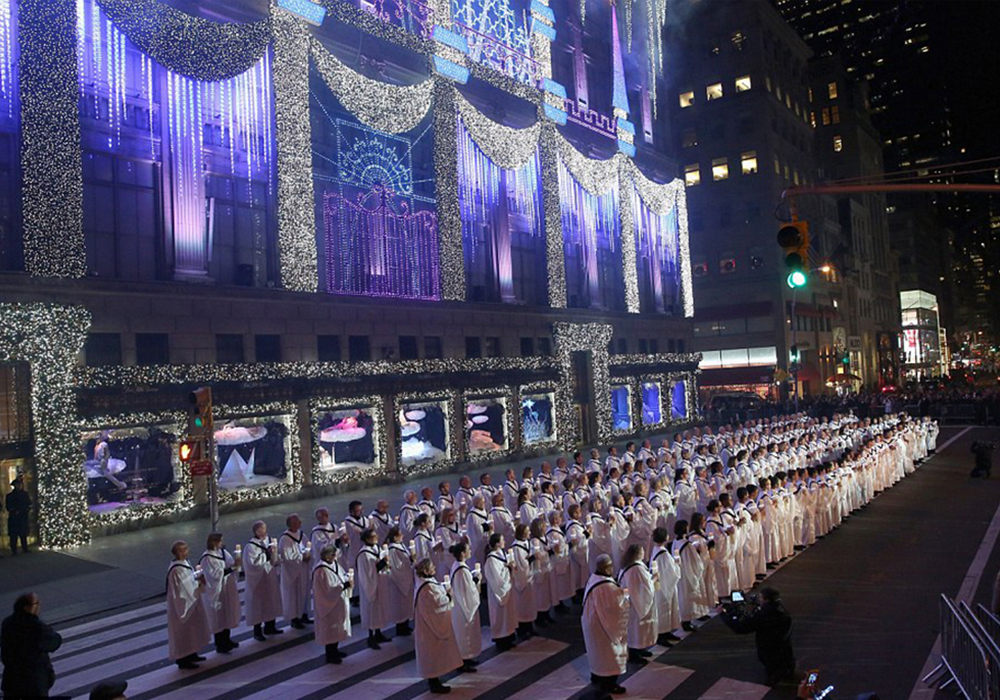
[75,0,274,276]
[457,115,543,304]
[0,0,15,121]
[558,158,623,311]
[632,186,680,313]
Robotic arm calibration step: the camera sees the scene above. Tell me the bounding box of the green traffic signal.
[787,270,807,288]
[194,416,204,428]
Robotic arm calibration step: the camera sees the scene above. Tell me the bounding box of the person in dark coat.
[724,587,796,685]
[971,441,996,479]
[1,592,63,698]
[6,477,30,554]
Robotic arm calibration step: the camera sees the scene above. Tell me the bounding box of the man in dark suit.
[1,592,63,698]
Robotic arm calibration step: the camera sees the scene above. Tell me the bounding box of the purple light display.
[632,188,680,313]
[0,0,15,122]
[558,159,622,310]
[323,187,440,299]
[456,116,543,303]
[76,0,274,275]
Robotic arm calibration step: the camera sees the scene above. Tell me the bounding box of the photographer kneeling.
[721,587,795,685]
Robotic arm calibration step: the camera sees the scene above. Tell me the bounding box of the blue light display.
[277,0,327,26]
[671,380,687,420]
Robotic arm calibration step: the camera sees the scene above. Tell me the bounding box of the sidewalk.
[0,427,681,624]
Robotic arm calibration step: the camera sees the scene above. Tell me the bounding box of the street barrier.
[924,595,995,699]
[976,605,1000,649]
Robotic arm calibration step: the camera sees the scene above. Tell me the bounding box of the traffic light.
[841,352,850,366]
[188,387,213,437]
[178,438,201,463]
[777,220,810,286]
[790,345,801,364]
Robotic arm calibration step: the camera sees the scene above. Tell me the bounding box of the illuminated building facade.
[0,0,697,546]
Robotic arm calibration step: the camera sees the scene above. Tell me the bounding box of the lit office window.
[679,91,695,108]
[833,135,843,152]
[831,105,840,124]
[735,75,752,92]
[821,108,830,126]
[684,163,701,186]
[706,82,724,101]
[828,81,838,99]
[741,151,758,175]
[810,111,817,128]
[712,157,729,181]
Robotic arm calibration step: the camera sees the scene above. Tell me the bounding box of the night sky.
[929,1,1000,160]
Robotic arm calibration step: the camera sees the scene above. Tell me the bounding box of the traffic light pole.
[791,289,799,412]
[208,431,219,533]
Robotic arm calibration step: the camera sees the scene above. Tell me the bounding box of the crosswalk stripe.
[58,605,165,640]
[501,652,591,700]
[409,637,569,700]
[620,662,694,699]
[696,677,771,700]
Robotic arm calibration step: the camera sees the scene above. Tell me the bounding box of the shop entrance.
[0,362,35,551]
[571,351,596,445]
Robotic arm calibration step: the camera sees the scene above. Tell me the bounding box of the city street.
[3,423,995,700]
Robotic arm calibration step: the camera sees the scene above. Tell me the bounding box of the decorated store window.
[632,186,681,314]
[610,383,631,431]
[75,0,275,284]
[520,389,556,445]
[399,398,451,468]
[316,408,378,472]
[309,40,438,300]
[464,394,508,455]
[671,379,688,420]
[641,381,661,425]
[80,418,185,516]
[457,98,546,305]
[214,413,294,492]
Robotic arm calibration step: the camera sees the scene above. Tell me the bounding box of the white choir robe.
[386,543,414,625]
[449,562,482,661]
[675,539,710,621]
[675,482,698,524]
[244,539,283,626]
[582,574,629,678]
[565,520,590,591]
[530,536,553,613]
[546,527,574,602]
[199,549,240,634]
[399,504,420,541]
[370,511,394,544]
[456,488,477,520]
[490,507,516,547]
[588,514,612,575]
[608,510,631,573]
[343,516,369,568]
[166,561,210,661]
[356,545,390,631]
[503,480,521,515]
[312,560,351,646]
[280,530,311,620]
[510,541,536,623]
[434,524,463,581]
[618,561,657,650]
[519,502,539,528]
[650,546,681,633]
[484,550,517,640]
[414,578,464,680]
[310,524,339,558]
[413,529,435,564]
[465,509,490,566]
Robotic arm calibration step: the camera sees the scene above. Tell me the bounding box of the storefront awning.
[700,366,776,386]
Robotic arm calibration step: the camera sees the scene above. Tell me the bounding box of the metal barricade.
[929,595,993,699]
[961,601,1000,700]
[976,605,1000,648]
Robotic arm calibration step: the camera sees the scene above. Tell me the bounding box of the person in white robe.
[529,516,554,625]
[343,500,369,571]
[279,513,313,629]
[618,543,657,664]
[565,504,591,599]
[649,527,682,646]
[199,533,240,654]
[370,500,395,544]
[384,525,414,637]
[489,493,516,546]
[399,490,421,541]
[510,523,536,638]
[465,495,491,568]
[448,542,482,672]
[356,527,391,648]
[674,519,710,628]
[414,558,464,694]
[546,510,573,609]
[310,507,340,561]
[483,533,517,650]
[412,513,436,563]
[312,544,351,664]
[244,520,283,641]
[434,508,463,582]
[167,540,210,669]
[582,554,629,695]
[455,475,477,521]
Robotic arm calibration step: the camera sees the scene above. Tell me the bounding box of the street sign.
[190,459,213,477]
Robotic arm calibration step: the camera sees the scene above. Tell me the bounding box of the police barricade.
[926,595,993,699]
[976,604,1000,651]
[933,404,977,425]
[961,601,1000,700]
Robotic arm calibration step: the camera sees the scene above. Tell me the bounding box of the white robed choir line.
[163,412,936,692]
